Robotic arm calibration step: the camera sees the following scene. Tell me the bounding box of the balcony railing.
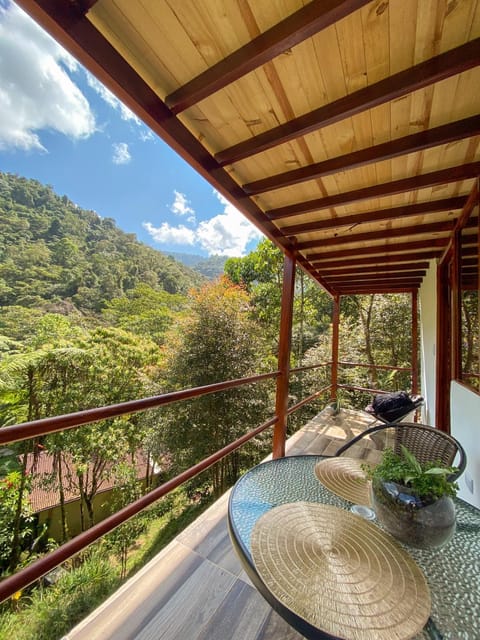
[0,358,413,603]
[0,363,332,602]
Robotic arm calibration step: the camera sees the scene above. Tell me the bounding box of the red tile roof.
[26,450,153,513]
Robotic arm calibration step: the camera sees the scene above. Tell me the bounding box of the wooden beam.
[308,240,446,262]
[273,253,296,459]
[331,295,340,402]
[337,285,419,294]
[165,0,370,114]
[280,197,465,236]
[412,290,419,397]
[319,262,430,275]
[454,180,480,231]
[329,277,422,285]
[244,116,480,195]
[268,162,480,219]
[216,38,480,165]
[325,271,426,282]
[313,252,441,269]
[296,221,454,252]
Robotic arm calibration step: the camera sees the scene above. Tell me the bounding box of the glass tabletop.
[228,455,480,640]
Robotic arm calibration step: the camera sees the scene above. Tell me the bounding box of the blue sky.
[0,1,263,257]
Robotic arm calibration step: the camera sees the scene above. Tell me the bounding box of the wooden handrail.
[0,372,279,446]
[0,359,407,601]
[0,415,277,603]
[338,361,412,372]
[338,384,406,395]
[287,385,332,415]
[290,362,332,373]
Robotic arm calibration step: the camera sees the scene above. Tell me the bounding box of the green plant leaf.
[400,445,422,474]
[424,467,450,476]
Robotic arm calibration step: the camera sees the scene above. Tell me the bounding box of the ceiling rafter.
[325,271,426,282]
[244,116,480,195]
[314,256,441,272]
[336,286,419,294]
[338,284,418,291]
[279,197,465,237]
[296,220,454,252]
[334,280,423,289]
[318,262,431,275]
[335,282,421,295]
[267,161,480,220]
[165,0,370,114]
[308,239,447,262]
[216,38,480,166]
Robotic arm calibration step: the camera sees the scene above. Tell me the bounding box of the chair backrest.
[335,422,467,481]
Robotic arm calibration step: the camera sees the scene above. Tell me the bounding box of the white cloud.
[196,191,262,256]
[143,222,195,245]
[0,3,96,151]
[85,72,141,125]
[143,189,262,256]
[139,129,155,142]
[112,142,131,165]
[170,190,195,218]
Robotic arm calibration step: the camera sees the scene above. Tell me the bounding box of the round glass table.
[228,455,480,640]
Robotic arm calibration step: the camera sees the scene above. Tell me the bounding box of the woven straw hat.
[251,502,431,640]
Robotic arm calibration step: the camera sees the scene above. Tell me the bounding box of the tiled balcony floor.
[64,408,376,640]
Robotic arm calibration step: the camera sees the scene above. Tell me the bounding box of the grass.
[0,487,214,640]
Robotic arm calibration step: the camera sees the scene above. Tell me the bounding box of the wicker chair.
[335,422,467,481]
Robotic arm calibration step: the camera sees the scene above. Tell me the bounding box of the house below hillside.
[26,451,156,540]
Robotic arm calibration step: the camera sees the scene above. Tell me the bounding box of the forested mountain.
[167,251,227,280]
[0,172,203,313]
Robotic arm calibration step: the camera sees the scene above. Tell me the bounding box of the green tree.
[152,277,271,496]
[103,284,187,345]
[0,471,34,575]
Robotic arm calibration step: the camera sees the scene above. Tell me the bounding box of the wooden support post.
[411,289,419,396]
[273,252,296,459]
[451,229,462,381]
[331,294,340,402]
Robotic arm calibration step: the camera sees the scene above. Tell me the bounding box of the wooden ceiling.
[19,0,480,295]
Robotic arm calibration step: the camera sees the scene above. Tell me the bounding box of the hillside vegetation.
[0,172,203,313]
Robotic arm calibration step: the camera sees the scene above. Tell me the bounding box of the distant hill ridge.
[166,251,227,279]
[0,171,204,312]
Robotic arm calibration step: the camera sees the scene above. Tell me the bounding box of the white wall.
[418,260,437,425]
[450,381,480,508]
[419,261,479,507]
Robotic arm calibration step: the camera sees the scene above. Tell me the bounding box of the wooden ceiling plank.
[165,0,371,114]
[216,38,480,166]
[244,116,480,195]
[296,220,454,251]
[267,161,480,220]
[308,239,447,262]
[279,196,466,236]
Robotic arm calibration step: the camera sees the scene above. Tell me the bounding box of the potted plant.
[364,446,459,549]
